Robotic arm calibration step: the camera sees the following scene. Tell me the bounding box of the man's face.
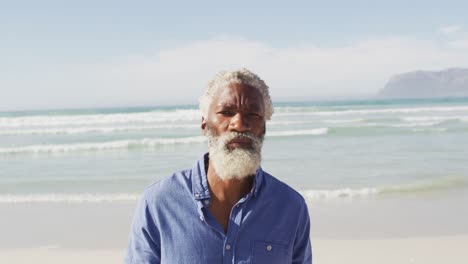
[203,83,266,143]
[202,83,266,180]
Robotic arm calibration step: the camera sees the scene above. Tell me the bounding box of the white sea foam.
[411,128,448,132]
[268,120,317,126]
[3,106,467,128]
[323,119,364,124]
[0,193,139,204]
[0,129,329,154]
[268,128,329,137]
[275,106,468,117]
[0,109,201,128]
[0,136,207,154]
[3,106,466,129]
[275,106,319,113]
[301,177,468,200]
[388,121,442,128]
[0,124,199,135]
[401,116,468,122]
[302,188,379,199]
[2,178,466,203]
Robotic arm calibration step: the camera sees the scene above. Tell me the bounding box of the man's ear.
[201,117,207,134]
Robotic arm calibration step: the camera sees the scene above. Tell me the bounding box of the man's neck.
[205,160,254,233]
[206,161,254,206]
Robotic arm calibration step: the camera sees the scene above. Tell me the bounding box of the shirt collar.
[191,153,264,201]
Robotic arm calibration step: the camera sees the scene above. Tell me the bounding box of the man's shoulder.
[261,170,306,205]
[141,167,194,202]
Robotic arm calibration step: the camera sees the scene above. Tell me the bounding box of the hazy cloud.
[439,25,462,34]
[448,39,468,49]
[2,35,468,111]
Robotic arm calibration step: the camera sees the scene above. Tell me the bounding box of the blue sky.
[2,1,468,110]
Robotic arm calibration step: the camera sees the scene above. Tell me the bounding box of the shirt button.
[204,200,209,205]
[225,244,231,250]
[194,193,200,198]
[266,245,272,251]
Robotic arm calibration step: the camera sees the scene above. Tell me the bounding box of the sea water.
[1,98,467,204]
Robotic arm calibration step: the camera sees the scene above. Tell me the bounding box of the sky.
[2,0,468,111]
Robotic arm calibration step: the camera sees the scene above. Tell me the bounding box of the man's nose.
[229,113,250,132]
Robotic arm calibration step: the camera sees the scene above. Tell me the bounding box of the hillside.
[379,68,468,98]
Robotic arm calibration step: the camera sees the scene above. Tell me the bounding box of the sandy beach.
[314,236,468,264]
[2,196,468,263]
[1,236,468,264]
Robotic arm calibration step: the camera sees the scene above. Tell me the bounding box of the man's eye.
[219,111,234,116]
[248,112,261,117]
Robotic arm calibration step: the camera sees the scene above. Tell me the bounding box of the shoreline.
[2,191,468,248]
[1,191,467,263]
[1,235,467,264]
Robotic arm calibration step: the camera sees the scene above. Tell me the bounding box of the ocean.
[1,97,468,204]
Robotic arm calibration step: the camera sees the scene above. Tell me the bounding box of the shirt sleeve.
[125,193,161,264]
[292,199,313,264]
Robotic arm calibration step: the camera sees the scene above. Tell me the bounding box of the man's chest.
[157,203,296,264]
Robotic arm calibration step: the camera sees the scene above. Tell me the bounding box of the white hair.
[199,68,274,120]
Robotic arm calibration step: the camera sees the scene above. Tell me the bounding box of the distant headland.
[378,68,468,99]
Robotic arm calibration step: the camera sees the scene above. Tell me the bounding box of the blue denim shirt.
[125,154,312,264]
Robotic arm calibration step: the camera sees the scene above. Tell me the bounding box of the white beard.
[206,128,264,180]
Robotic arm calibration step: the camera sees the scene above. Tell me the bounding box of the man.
[125,68,312,263]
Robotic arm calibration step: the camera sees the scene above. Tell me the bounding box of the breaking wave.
[268,128,328,136]
[0,136,206,154]
[401,116,468,123]
[276,106,468,117]
[0,124,199,135]
[301,177,468,200]
[3,177,466,204]
[0,109,201,128]
[0,193,139,204]
[322,119,365,124]
[2,106,467,128]
[0,129,329,154]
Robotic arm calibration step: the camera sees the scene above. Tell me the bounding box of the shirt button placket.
[223,241,232,264]
[224,204,243,264]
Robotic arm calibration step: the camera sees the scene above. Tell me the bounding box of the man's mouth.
[227,138,253,148]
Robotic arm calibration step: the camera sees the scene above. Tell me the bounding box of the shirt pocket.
[252,241,290,264]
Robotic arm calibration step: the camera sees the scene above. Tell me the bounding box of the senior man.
[125,68,312,263]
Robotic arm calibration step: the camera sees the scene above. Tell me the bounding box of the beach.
[2,236,468,264]
[1,98,468,263]
[1,195,468,263]
[315,235,468,264]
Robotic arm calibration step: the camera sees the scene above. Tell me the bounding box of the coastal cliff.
[379,68,468,99]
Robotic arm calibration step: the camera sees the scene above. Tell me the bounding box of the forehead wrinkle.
[215,101,263,111]
[211,84,264,112]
